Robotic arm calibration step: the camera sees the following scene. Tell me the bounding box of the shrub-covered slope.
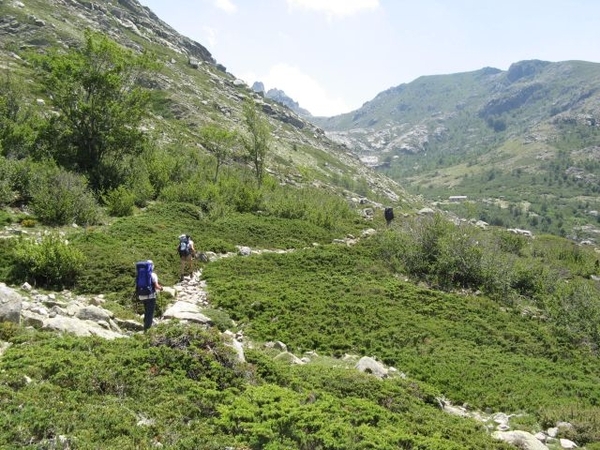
[0,0,599,449]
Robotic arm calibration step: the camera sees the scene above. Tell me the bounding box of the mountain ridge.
[313,58,600,239]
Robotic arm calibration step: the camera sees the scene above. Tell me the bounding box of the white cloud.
[202,26,218,48]
[285,0,379,17]
[242,63,349,116]
[214,0,237,13]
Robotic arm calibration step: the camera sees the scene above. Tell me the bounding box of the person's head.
[186,234,190,239]
[147,259,154,270]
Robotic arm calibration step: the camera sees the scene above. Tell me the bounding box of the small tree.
[199,124,238,182]
[0,70,36,159]
[242,99,271,186]
[31,30,159,193]
[30,166,102,226]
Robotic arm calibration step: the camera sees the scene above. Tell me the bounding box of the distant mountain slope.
[314,60,600,239]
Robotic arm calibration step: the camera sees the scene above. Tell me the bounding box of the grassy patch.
[203,240,600,430]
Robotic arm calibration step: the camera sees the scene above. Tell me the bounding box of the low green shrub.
[103,186,135,217]
[204,240,600,423]
[497,230,528,255]
[263,184,358,230]
[12,233,86,288]
[158,179,212,209]
[200,307,235,332]
[30,166,103,226]
[0,321,20,341]
[374,213,485,290]
[20,218,36,227]
[0,208,12,225]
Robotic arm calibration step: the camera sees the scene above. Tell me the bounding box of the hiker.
[384,207,394,226]
[177,234,196,280]
[136,260,163,331]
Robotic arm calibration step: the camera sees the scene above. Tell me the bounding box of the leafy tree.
[242,99,271,186]
[0,70,36,159]
[199,123,238,182]
[0,155,15,205]
[31,30,158,193]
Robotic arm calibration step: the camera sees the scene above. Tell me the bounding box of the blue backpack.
[135,261,155,296]
[178,235,191,257]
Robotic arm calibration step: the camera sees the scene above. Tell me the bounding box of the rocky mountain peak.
[250,82,312,117]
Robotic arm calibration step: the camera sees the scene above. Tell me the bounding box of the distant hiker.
[177,234,196,280]
[135,260,163,331]
[384,207,394,226]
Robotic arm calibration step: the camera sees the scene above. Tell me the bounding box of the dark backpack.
[384,207,394,221]
[135,261,155,296]
[178,235,190,257]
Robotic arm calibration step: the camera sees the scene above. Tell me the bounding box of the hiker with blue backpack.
[135,260,163,331]
[177,234,196,280]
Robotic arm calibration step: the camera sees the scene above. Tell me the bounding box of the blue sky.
[138,0,600,116]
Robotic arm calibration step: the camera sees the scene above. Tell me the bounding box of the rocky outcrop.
[355,356,389,378]
[506,60,551,83]
[2,0,215,64]
[479,83,544,119]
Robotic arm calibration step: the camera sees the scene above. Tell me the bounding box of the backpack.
[178,235,190,257]
[384,207,394,221]
[135,260,155,296]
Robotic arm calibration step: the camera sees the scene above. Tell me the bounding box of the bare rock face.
[2,0,215,64]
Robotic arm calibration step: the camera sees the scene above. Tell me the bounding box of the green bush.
[263,184,357,229]
[103,186,135,217]
[1,157,43,205]
[158,179,212,209]
[20,218,36,228]
[219,176,263,213]
[159,172,264,216]
[375,214,485,290]
[497,230,528,255]
[547,278,600,348]
[12,233,86,288]
[30,167,103,226]
[0,209,11,225]
[0,321,21,341]
[0,156,16,205]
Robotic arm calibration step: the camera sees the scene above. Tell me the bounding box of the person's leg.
[143,297,156,331]
[181,254,192,278]
[179,257,186,280]
[188,253,195,274]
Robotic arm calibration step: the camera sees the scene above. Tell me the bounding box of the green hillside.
[316,60,600,240]
[0,0,599,449]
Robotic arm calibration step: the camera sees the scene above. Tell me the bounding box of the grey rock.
[0,285,22,324]
[162,301,212,324]
[492,431,549,450]
[42,317,125,339]
[75,305,113,322]
[355,356,388,378]
[274,351,305,365]
[559,438,577,449]
[0,283,23,303]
